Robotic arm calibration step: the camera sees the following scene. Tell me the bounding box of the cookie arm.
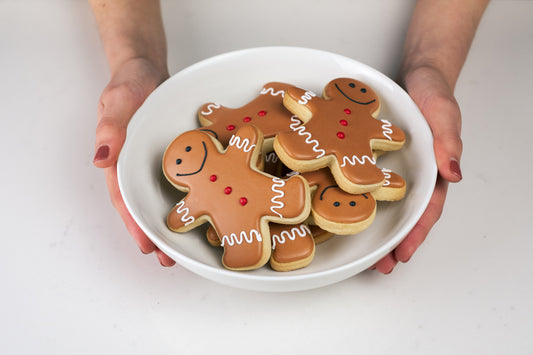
[225,125,263,167]
[283,87,319,123]
[372,119,406,151]
[166,197,203,232]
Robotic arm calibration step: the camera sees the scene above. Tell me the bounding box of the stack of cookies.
[162,78,406,272]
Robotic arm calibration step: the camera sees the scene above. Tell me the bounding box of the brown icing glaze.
[302,169,376,225]
[381,169,406,188]
[275,78,405,192]
[162,126,310,270]
[308,225,334,244]
[205,223,315,271]
[198,82,296,146]
[370,168,407,201]
[270,223,315,264]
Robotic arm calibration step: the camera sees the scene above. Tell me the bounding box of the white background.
[1,0,532,354]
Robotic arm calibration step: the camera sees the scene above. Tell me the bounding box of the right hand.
[92,57,174,266]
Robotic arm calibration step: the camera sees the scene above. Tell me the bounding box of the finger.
[395,176,449,263]
[372,252,398,274]
[93,82,145,168]
[155,248,176,267]
[104,165,156,254]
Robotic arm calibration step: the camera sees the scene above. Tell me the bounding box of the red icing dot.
[243,116,251,122]
[340,119,348,126]
[209,174,217,182]
[344,109,351,114]
[258,110,267,116]
[239,197,248,206]
[226,124,236,131]
[337,132,345,139]
[224,186,232,194]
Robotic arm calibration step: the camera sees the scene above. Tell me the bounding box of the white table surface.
[1,1,532,354]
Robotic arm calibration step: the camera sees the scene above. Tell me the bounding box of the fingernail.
[450,158,462,181]
[93,145,110,163]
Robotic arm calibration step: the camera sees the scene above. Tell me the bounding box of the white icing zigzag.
[174,200,195,226]
[272,224,311,250]
[381,120,393,141]
[270,177,286,218]
[260,87,285,97]
[340,155,376,167]
[381,168,391,187]
[221,229,262,247]
[298,90,317,105]
[200,103,221,116]
[229,134,256,152]
[265,152,278,163]
[289,116,326,159]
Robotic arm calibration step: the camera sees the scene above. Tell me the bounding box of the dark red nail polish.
[450,159,462,181]
[93,145,110,162]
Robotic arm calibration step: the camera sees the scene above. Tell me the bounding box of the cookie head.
[324,78,380,115]
[313,183,376,224]
[163,130,218,187]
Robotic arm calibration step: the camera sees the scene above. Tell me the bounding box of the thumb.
[93,82,145,168]
[423,94,464,183]
[402,67,464,183]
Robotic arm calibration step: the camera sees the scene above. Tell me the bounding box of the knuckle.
[99,81,146,115]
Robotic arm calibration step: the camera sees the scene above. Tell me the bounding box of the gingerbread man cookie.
[274,78,405,194]
[198,82,296,150]
[162,125,311,270]
[302,167,406,235]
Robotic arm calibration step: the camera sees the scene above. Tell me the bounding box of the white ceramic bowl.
[117,47,437,292]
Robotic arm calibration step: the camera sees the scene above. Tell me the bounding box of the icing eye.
[350,201,356,206]
[360,88,367,93]
[185,146,192,152]
[349,83,356,88]
[176,158,182,165]
[333,201,340,207]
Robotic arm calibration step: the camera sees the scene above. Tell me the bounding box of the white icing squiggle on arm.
[272,224,311,249]
[200,103,221,115]
[260,87,285,97]
[174,200,195,226]
[298,90,316,105]
[289,116,325,158]
[229,134,256,152]
[340,155,376,167]
[270,177,286,218]
[221,229,262,247]
[381,168,391,186]
[380,120,393,140]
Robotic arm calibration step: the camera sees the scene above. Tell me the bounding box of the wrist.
[90,0,168,77]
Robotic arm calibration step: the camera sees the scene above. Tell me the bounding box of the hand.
[93,57,175,266]
[372,65,463,274]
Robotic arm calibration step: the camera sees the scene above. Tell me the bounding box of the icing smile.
[176,141,208,176]
[334,83,376,105]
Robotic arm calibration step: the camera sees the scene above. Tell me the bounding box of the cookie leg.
[269,224,315,272]
[218,221,271,271]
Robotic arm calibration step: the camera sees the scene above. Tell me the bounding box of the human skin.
[372,0,490,273]
[90,0,489,272]
[90,0,174,266]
